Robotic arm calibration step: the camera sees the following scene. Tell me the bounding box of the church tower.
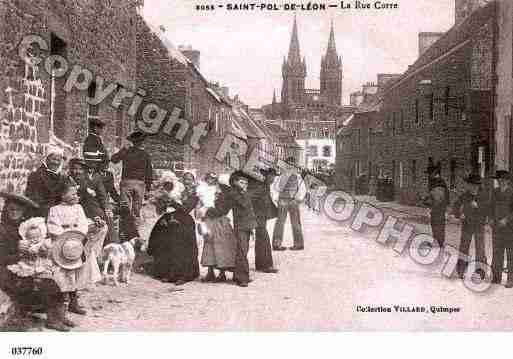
[281,16,307,107]
[320,21,342,106]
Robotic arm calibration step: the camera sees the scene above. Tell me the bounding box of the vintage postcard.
[0,0,512,356]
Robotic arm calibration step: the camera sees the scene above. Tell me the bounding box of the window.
[308,145,318,156]
[400,109,405,132]
[450,158,456,190]
[391,160,396,182]
[356,128,361,149]
[87,82,99,126]
[323,128,329,138]
[429,93,434,122]
[50,33,67,139]
[322,145,331,157]
[412,159,417,184]
[392,113,396,136]
[368,127,372,148]
[399,161,403,188]
[368,161,372,177]
[444,86,450,116]
[415,98,419,124]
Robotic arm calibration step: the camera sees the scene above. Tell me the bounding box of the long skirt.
[77,225,108,289]
[200,217,236,270]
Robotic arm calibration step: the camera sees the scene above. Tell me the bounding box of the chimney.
[377,73,402,90]
[455,0,487,25]
[179,45,200,69]
[418,32,444,57]
[362,82,378,95]
[221,86,229,98]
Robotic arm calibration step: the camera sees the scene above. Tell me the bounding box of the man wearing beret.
[247,168,279,273]
[83,118,109,172]
[423,161,450,249]
[489,170,513,287]
[453,173,488,280]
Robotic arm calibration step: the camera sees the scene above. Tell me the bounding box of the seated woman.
[0,192,63,331]
[147,174,200,285]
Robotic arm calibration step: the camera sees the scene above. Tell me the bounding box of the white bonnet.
[46,145,64,158]
[160,170,178,184]
[18,217,47,241]
[218,173,231,186]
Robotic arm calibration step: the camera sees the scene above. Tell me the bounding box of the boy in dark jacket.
[204,171,257,287]
[453,173,488,279]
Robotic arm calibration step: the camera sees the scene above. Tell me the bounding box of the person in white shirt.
[272,158,307,251]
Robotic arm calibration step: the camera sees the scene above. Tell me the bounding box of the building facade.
[341,1,498,205]
[0,0,140,193]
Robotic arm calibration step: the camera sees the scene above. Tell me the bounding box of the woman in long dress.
[197,172,236,282]
[147,172,200,285]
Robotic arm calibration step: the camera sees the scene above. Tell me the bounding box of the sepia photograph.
[0,0,512,356]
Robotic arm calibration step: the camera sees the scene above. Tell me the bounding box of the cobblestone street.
[39,204,513,331]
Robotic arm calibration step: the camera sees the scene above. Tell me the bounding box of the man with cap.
[453,173,488,279]
[111,131,153,221]
[423,161,450,249]
[247,167,279,273]
[83,118,109,172]
[489,170,513,287]
[272,157,306,251]
[68,158,109,222]
[25,145,68,217]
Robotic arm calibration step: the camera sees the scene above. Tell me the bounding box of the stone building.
[366,1,498,204]
[0,0,141,193]
[136,16,234,180]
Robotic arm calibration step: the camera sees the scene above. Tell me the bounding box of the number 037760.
[11,347,43,356]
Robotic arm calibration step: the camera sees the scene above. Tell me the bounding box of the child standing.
[46,182,91,325]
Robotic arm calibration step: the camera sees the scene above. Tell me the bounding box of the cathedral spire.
[287,15,301,65]
[325,19,339,66]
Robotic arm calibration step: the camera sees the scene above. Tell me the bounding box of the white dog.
[101,237,142,286]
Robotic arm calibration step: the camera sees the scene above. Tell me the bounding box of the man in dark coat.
[83,118,109,172]
[25,146,67,218]
[204,171,257,287]
[453,173,488,279]
[68,158,109,221]
[489,170,513,287]
[247,168,279,273]
[423,161,450,248]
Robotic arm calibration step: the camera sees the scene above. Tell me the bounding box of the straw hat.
[0,192,40,210]
[51,231,85,270]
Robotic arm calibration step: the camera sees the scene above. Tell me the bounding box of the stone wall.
[0,0,138,194]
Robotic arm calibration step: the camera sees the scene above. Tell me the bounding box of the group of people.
[0,116,309,331]
[147,163,307,287]
[424,159,513,287]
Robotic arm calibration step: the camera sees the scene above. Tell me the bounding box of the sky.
[142,0,455,108]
